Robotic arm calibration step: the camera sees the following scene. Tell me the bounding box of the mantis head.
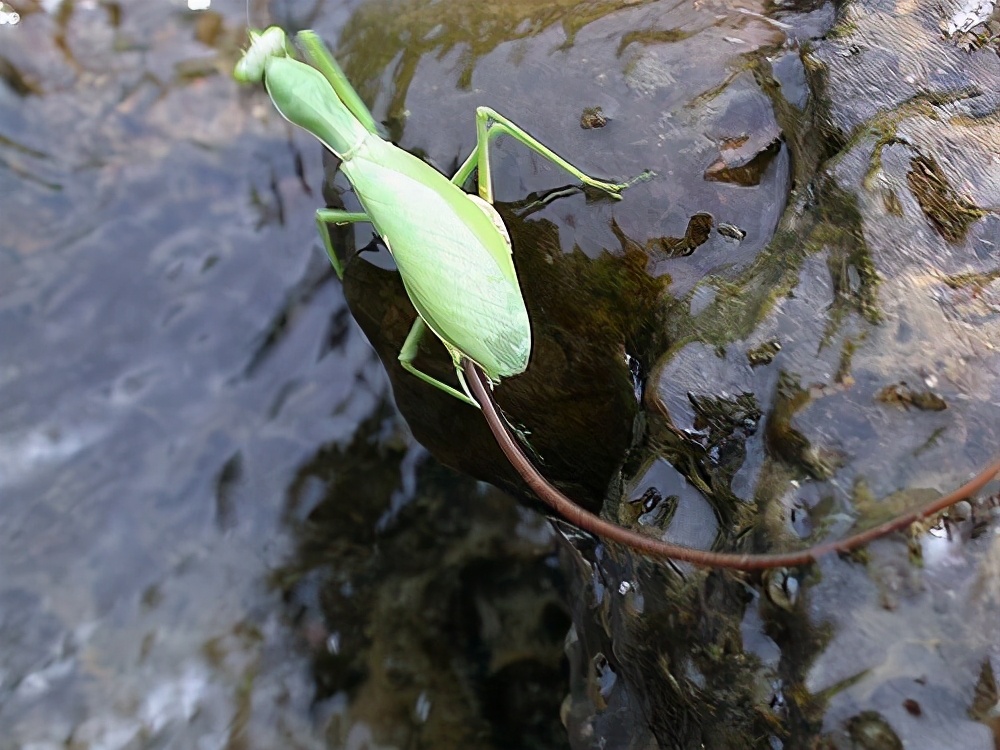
[234,26,290,83]
[231,25,373,160]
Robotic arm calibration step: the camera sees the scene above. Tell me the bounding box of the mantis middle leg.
[316,209,369,279]
[451,106,639,203]
[399,317,479,408]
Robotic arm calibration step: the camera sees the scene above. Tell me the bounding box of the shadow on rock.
[338,190,670,514]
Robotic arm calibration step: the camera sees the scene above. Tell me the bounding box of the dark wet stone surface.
[3,0,1000,748]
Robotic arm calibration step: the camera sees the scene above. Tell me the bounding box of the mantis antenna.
[462,359,1000,571]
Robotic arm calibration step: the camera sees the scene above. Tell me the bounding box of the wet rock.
[276,422,572,750]
[718,221,748,242]
[647,212,714,257]
[809,1,1000,135]
[747,339,781,366]
[846,710,904,750]
[541,0,1000,745]
[906,154,988,243]
[617,457,719,550]
[875,382,948,411]
[579,106,607,129]
[341,207,667,514]
[10,0,999,747]
[702,72,785,187]
[705,137,782,186]
[771,48,812,110]
[942,0,1000,48]
[0,53,42,96]
[755,2,1000,747]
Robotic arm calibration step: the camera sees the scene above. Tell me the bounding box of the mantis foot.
[581,169,655,200]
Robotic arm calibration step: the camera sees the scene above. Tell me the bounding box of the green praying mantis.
[235,26,643,406]
[234,28,1000,570]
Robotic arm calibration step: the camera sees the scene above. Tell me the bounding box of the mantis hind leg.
[316,208,369,279]
[451,106,646,203]
[399,318,481,408]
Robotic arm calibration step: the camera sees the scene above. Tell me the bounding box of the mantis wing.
[343,141,531,378]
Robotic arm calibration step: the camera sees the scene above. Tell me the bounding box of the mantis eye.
[234,26,289,83]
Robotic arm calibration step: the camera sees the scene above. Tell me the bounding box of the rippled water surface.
[3,0,1000,748]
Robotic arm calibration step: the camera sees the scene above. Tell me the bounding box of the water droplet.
[624,587,645,617]
[592,653,617,701]
[765,569,799,610]
[415,691,432,723]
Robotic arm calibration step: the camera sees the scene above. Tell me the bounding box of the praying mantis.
[235,26,642,406]
[235,27,1000,569]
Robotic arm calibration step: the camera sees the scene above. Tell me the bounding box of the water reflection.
[273,408,572,748]
[335,0,660,129]
[0,1,386,745]
[0,0,795,743]
[5,0,998,747]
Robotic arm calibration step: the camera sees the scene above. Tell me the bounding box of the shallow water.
[0,0,621,746]
[0,2,387,745]
[2,0,1000,748]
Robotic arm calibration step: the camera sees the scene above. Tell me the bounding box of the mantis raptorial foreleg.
[316,209,369,279]
[399,318,479,407]
[297,31,383,137]
[451,106,635,203]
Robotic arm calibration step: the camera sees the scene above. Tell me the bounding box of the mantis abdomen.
[343,138,531,380]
